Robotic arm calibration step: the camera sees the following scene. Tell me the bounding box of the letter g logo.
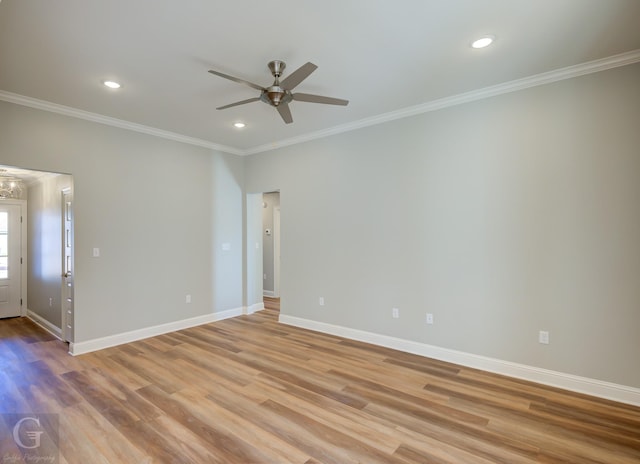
[13,416,44,449]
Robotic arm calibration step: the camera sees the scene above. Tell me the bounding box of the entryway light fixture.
[0,171,25,199]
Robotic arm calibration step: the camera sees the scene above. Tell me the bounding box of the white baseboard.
[263,290,275,297]
[245,302,265,315]
[27,310,62,340]
[279,314,640,407]
[69,307,244,356]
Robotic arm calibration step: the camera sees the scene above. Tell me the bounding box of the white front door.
[0,204,22,318]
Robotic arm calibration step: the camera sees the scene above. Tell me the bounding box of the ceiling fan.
[208,60,348,124]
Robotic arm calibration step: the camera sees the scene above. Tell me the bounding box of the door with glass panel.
[0,204,22,318]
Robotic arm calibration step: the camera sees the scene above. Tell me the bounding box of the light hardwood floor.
[264,297,280,311]
[1,310,639,463]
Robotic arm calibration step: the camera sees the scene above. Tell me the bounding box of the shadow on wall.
[210,152,245,312]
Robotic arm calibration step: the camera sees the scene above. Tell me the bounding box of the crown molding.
[2,50,639,157]
[0,91,243,156]
[244,49,640,155]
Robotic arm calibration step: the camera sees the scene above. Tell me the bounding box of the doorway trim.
[61,187,74,343]
[273,206,280,298]
[246,189,282,313]
[19,200,27,317]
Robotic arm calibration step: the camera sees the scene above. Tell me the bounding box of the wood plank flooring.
[264,297,280,311]
[1,310,639,463]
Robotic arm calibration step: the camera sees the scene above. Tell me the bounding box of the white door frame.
[273,207,280,298]
[19,201,26,316]
[61,187,74,342]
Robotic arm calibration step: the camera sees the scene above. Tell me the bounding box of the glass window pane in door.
[0,212,9,279]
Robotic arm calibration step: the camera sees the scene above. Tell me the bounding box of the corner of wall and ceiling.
[1,49,639,157]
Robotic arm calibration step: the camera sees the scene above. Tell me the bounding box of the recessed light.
[233,122,246,129]
[103,80,121,89]
[471,36,495,49]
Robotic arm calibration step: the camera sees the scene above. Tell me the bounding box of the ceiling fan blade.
[292,93,349,106]
[208,69,264,92]
[277,102,293,124]
[216,97,260,110]
[280,62,317,90]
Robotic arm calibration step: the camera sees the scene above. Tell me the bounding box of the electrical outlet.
[186,294,191,304]
[319,297,325,306]
[426,313,434,324]
[392,307,399,318]
[49,297,53,307]
[538,330,549,344]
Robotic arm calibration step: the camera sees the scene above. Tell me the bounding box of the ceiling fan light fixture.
[471,35,495,49]
[263,87,292,107]
[268,91,284,106]
[209,60,348,124]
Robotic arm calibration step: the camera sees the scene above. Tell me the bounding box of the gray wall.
[27,174,73,328]
[245,62,640,389]
[262,191,280,294]
[0,100,244,342]
[2,60,639,391]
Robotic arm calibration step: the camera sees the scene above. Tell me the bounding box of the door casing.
[61,188,74,342]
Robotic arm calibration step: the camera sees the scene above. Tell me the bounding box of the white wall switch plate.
[539,330,550,344]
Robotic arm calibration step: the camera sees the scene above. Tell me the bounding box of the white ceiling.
[1,0,639,154]
[0,165,60,184]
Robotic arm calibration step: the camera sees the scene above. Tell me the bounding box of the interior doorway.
[245,190,282,317]
[0,164,73,341]
[262,192,280,301]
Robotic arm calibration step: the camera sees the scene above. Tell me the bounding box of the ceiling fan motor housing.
[261,86,292,107]
[262,60,291,106]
